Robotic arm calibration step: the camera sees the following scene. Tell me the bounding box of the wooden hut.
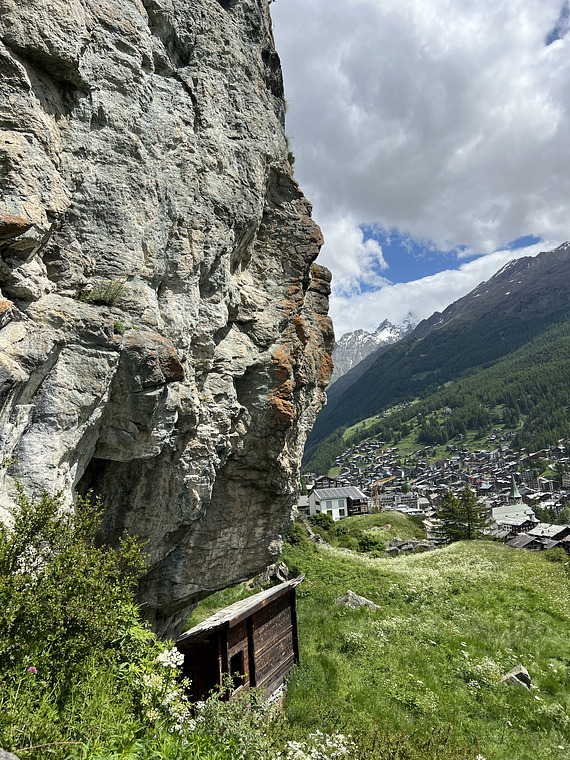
[176,575,304,700]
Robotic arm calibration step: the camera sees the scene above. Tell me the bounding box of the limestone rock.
[335,590,381,611]
[0,0,333,637]
[501,664,531,690]
[255,561,290,587]
[0,748,20,760]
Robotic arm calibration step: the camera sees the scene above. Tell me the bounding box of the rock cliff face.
[0,0,333,636]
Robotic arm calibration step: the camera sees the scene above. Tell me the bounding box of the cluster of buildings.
[300,434,570,555]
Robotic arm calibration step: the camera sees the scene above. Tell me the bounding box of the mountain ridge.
[305,243,570,463]
[329,312,417,385]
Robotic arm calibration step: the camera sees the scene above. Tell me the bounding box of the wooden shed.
[176,575,304,700]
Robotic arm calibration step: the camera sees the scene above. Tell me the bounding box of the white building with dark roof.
[308,486,369,521]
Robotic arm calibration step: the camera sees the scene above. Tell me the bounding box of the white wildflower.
[157,647,184,668]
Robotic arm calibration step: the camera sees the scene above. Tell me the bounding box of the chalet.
[495,515,537,540]
[506,533,546,551]
[296,495,309,517]
[527,523,570,541]
[308,486,368,521]
[176,576,304,701]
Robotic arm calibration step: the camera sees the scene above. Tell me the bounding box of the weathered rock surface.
[0,748,20,760]
[255,560,290,587]
[501,664,531,690]
[335,590,381,611]
[0,0,333,636]
[385,537,435,555]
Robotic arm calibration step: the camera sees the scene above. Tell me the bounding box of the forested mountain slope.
[304,243,570,469]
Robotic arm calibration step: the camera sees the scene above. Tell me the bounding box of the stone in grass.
[501,664,531,690]
[335,590,381,610]
[0,749,21,760]
[255,561,290,587]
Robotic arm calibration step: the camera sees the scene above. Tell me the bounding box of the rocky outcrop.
[0,0,333,636]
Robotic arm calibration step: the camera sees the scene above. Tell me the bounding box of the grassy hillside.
[281,536,570,760]
[6,490,565,759]
[305,511,426,553]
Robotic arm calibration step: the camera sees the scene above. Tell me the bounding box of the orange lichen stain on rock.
[318,352,334,388]
[269,346,296,426]
[0,299,13,315]
[315,313,334,342]
[293,313,307,344]
[269,395,296,426]
[272,346,293,384]
[0,213,33,239]
[280,297,296,320]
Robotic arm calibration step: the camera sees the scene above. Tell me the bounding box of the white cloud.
[272,0,570,326]
[319,216,389,296]
[329,241,557,337]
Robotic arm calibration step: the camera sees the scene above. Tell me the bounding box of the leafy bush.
[0,487,144,681]
[308,513,335,532]
[286,521,309,547]
[358,532,385,555]
[0,488,189,756]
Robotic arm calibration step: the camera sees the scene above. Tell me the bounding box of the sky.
[270,0,570,337]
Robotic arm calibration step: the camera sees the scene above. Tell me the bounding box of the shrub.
[309,513,335,532]
[0,487,174,755]
[543,547,569,568]
[76,278,127,306]
[358,532,384,554]
[286,521,309,547]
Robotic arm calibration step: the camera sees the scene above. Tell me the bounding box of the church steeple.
[509,475,522,503]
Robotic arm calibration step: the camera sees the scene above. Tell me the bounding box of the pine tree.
[436,485,488,542]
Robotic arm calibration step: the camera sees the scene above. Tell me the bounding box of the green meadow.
[1,492,568,759]
[280,531,570,760]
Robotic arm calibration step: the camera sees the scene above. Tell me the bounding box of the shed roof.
[176,575,305,645]
[506,533,537,549]
[542,538,562,550]
[312,486,367,500]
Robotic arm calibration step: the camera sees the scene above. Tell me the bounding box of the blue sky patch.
[545,1,570,46]
[360,226,542,285]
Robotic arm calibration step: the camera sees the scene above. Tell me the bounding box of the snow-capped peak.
[330,314,417,385]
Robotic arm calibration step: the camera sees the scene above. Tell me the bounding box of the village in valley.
[300,432,570,555]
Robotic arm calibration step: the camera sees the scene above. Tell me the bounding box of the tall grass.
[2,490,567,760]
[281,539,570,760]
